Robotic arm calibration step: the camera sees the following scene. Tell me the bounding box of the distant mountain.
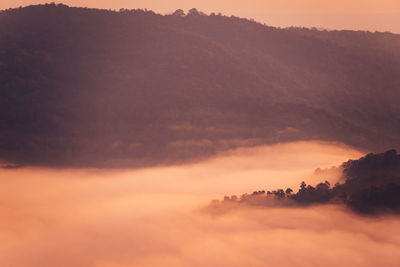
[1,4,400,167]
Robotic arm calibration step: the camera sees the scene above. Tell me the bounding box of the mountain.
[1,3,400,167]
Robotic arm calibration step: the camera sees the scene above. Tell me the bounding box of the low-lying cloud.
[3,141,399,267]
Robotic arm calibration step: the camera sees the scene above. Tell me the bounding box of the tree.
[300,181,307,189]
[275,189,285,198]
[188,8,199,15]
[285,188,293,195]
[325,181,330,188]
[172,9,185,17]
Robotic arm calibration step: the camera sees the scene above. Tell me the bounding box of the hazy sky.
[2,0,400,33]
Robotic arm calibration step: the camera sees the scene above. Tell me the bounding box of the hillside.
[1,3,400,167]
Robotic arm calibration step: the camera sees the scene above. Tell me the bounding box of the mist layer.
[3,141,394,266]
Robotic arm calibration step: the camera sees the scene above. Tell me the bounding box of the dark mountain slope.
[0,4,399,167]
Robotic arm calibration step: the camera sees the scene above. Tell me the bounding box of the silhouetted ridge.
[213,150,400,214]
[1,4,400,167]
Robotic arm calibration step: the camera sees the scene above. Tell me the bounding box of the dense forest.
[215,150,400,214]
[1,3,400,167]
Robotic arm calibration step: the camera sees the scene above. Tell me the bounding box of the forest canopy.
[1,4,400,167]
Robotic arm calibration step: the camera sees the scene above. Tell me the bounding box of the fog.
[3,141,399,267]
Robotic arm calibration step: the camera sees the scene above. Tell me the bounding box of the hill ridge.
[0,4,399,167]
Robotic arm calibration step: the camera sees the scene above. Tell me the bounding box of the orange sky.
[2,0,400,33]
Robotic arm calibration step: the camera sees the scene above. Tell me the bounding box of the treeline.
[214,150,400,214]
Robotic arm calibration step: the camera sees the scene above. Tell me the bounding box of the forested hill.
[213,150,400,215]
[1,3,400,167]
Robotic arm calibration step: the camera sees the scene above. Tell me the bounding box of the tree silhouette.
[285,188,293,195]
[172,9,185,16]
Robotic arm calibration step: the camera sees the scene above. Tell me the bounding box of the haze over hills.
[1,3,400,167]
